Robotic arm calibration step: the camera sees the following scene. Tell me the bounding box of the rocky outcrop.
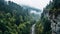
[41,0,60,34]
[41,8,60,34]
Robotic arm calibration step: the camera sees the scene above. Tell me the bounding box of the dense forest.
[0,0,60,34]
[0,0,39,34]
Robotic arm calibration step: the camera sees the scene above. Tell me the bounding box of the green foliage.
[0,0,35,34]
[35,20,44,34]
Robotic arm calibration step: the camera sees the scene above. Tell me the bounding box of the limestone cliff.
[41,0,60,34]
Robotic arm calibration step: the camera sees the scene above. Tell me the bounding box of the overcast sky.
[6,0,51,10]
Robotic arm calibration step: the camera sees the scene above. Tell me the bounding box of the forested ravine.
[0,0,60,34]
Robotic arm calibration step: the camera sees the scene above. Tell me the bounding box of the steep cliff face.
[41,0,60,34]
[49,11,60,34]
